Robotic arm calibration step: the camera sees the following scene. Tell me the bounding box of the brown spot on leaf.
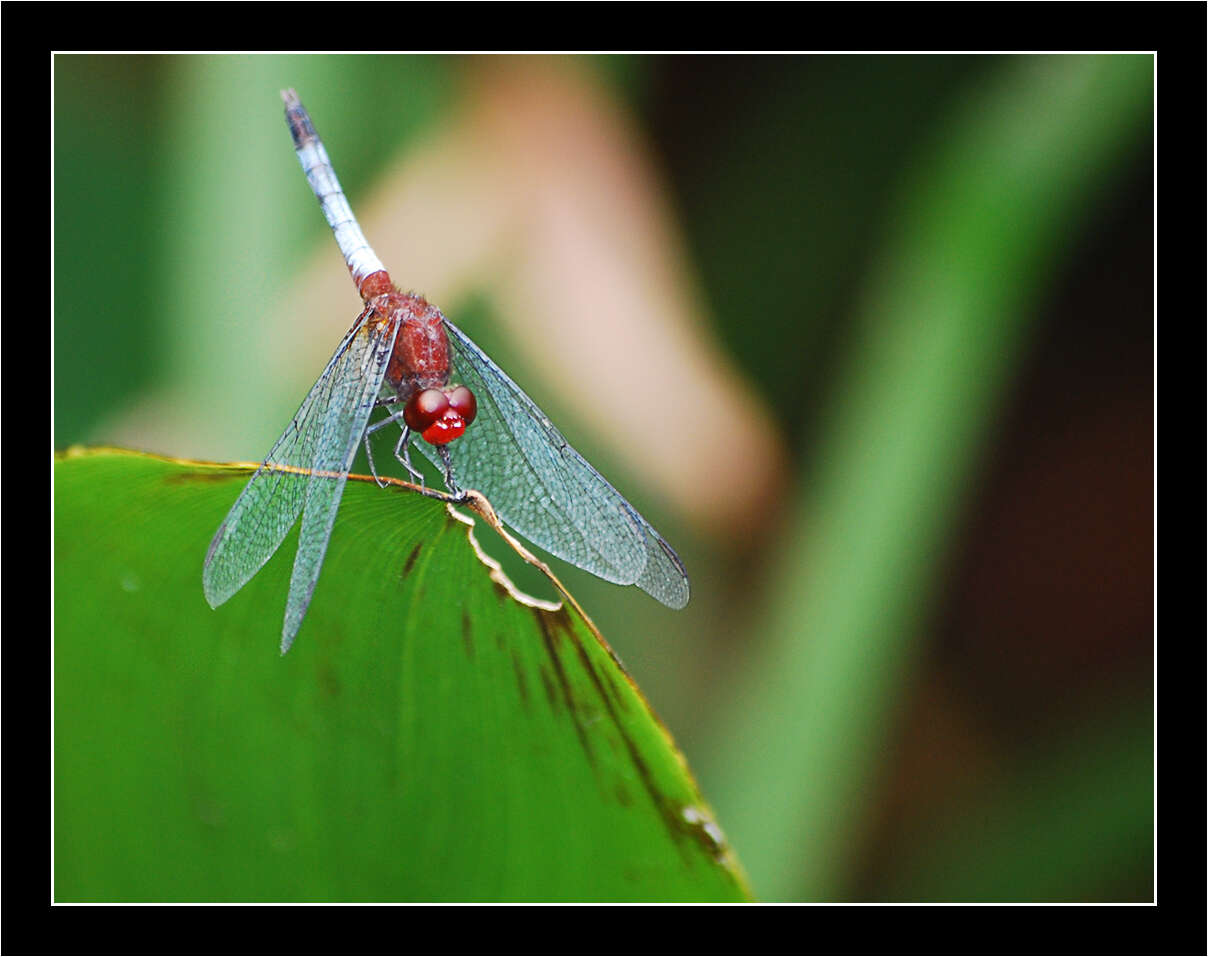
[317,660,341,698]
[402,542,423,577]
[538,666,560,714]
[461,609,474,659]
[511,651,530,710]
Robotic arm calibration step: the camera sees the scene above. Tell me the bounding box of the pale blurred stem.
[698,56,1151,900]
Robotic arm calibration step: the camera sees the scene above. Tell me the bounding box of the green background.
[54,53,1153,901]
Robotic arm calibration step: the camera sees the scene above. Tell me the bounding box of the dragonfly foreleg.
[362,430,388,488]
[390,425,428,488]
[364,409,408,488]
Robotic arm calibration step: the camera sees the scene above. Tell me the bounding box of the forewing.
[278,313,400,651]
[202,308,398,642]
[415,319,689,609]
[203,314,369,609]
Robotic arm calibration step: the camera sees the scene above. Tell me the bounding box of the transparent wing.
[413,318,689,609]
[279,314,400,651]
[203,309,401,649]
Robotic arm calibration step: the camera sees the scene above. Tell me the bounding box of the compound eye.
[403,388,449,433]
[447,385,477,426]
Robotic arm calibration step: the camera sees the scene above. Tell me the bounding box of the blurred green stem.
[701,55,1151,900]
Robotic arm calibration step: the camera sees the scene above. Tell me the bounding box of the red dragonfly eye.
[403,388,449,433]
[447,385,477,426]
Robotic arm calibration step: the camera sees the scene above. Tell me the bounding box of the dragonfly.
[203,89,689,653]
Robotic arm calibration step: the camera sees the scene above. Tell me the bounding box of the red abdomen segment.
[370,286,477,445]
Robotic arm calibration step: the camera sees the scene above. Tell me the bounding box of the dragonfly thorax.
[379,291,453,399]
[374,291,477,445]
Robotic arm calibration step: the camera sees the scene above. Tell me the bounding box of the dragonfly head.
[404,385,477,445]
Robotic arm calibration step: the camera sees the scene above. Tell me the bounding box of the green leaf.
[53,448,749,902]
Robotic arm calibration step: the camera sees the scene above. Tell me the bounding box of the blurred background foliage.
[53,53,1153,901]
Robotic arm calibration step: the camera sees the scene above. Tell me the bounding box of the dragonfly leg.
[438,445,466,500]
[362,429,389,488]
[364,409,408,488]
[391,426,429,488]
[366,408,406,434]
